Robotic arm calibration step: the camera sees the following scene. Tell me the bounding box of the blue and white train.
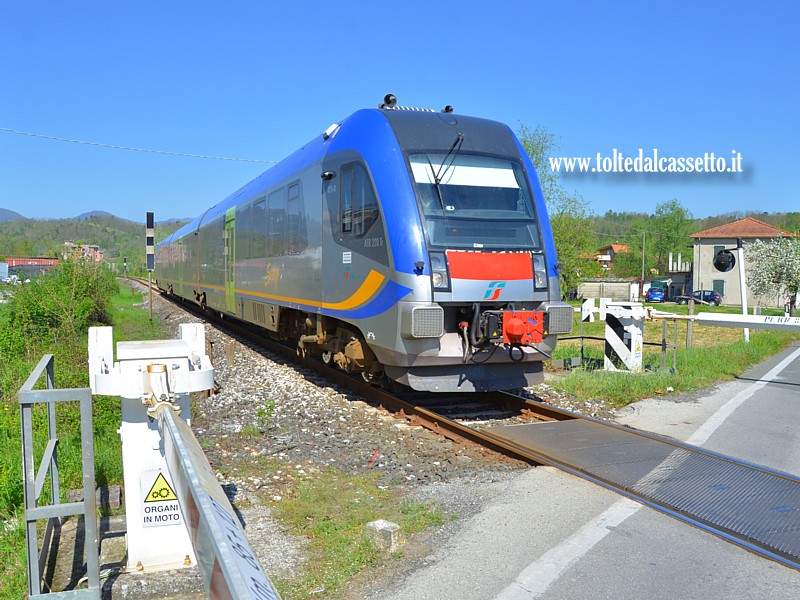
[156,95,573,392]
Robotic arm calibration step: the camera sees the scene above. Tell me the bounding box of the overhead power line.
[0,126,277,163]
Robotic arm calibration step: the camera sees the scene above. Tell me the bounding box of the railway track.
[128,277,800,571]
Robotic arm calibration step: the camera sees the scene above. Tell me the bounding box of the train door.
[224,207,236,313]
[177,238,183,293]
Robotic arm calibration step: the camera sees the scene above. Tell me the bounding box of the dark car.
[645,287,666,303]
[675,290,722,306]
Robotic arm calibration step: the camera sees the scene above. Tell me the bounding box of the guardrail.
[157,405,281,599]
[19,354,100,599]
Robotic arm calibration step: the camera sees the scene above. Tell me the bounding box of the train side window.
[341,162,379,238]
[252,197,266,258]
[287,182,306,254]
[268,187,286,256]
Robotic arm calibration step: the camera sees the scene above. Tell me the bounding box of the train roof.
[159,106,521,247]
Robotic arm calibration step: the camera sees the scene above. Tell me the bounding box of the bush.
[0,260,118,358]
[0,260,121,515]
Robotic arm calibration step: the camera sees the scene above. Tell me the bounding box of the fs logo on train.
[484,281,506,301]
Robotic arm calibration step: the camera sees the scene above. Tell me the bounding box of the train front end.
[374,104,573,392]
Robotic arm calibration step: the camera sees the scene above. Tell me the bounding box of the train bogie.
[157,97,573,393]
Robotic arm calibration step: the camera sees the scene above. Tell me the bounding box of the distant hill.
[76,210,119,221]
[0,208,24,222]
[0,213,186,269]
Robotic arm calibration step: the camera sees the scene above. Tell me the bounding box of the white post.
[603,302,646,372]
[737,238,749,343]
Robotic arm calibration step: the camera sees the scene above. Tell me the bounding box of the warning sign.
[145,472,178,502]
[140,470,183,528]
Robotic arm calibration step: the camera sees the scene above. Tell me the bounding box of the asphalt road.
[370,341,800,600]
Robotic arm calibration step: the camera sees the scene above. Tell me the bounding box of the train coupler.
[480,309,544,346]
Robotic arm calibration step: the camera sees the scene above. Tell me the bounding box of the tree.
[518,125,598,297]
[745,237,800,316]
[606,201,692,279]
[608,225,647,279]
[649,200,693,274]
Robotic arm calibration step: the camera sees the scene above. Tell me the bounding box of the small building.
[577,277,640,301]
[663,252,693,298]
[595,244,630,270]
[3,257,60,278]
[689,217,793,307]
[64,241,104,262]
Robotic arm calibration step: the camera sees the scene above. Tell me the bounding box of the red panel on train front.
[446,251,533,280]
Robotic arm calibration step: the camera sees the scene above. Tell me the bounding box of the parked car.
[675,290,722,306]
[645,287,666,302]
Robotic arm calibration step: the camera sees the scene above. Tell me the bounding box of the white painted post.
[736,238,749,343]
[603,302,646,372]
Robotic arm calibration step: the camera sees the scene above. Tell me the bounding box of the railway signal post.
[146,211,155,321]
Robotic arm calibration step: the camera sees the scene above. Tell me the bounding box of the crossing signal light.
[713,249,736,272]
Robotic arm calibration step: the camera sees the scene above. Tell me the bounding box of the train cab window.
[409,153,541,250]
[341,162,379,238]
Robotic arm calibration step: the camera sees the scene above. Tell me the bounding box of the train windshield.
[409,154,541,249]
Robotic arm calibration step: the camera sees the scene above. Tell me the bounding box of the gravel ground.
[139,284,619,593]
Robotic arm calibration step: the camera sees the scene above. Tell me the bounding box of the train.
[156,95,573,392]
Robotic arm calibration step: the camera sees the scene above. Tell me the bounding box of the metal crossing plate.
[485,419,800,568]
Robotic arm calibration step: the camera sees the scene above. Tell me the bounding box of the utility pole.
[640,231,646,299]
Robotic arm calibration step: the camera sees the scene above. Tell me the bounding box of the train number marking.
[367,332,376,340]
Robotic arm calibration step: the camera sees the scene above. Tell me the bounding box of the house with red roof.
[595,244,630,270]
[689,217,793,307]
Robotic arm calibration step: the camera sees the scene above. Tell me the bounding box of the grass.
[551,302,800,405]
[269,467,446,599]
[0,510,27,595]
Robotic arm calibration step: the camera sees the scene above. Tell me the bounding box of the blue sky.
[1,1,796,223]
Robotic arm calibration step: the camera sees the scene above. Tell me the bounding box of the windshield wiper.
[426,155,446,210]
[427,132,465,211]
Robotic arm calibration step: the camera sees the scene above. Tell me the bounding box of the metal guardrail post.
[19,354,100,599]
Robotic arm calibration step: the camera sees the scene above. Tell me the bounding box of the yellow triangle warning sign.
[144,472,178,502]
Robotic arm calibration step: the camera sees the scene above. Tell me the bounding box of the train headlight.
[532,255,547,289]
[429,251,450,290]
